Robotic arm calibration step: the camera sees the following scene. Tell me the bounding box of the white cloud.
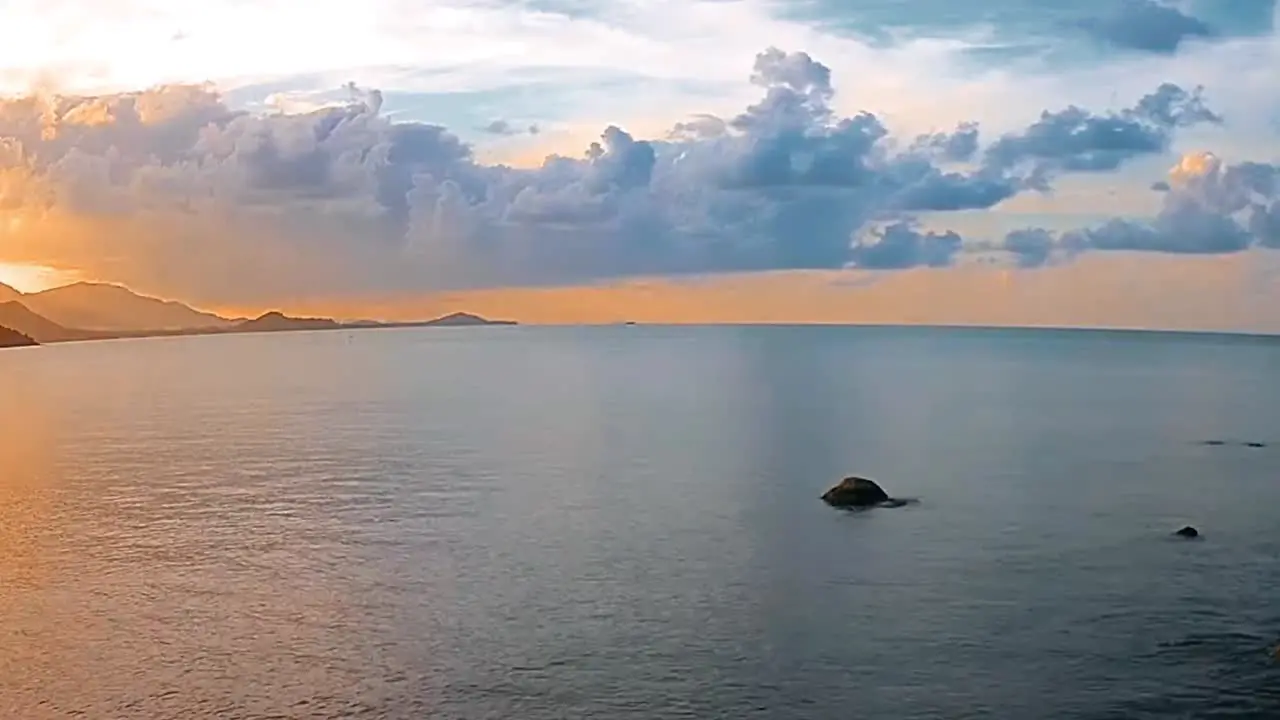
[2,0,1276,157]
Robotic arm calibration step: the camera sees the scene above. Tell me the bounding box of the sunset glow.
[0,262,71,293]
[0,1,1277,329]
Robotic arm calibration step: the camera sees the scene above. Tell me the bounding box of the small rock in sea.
[1202,440,1227,446]
[1174,526,1200,539]
[1245,442,1267,448]
[821,476,893,508]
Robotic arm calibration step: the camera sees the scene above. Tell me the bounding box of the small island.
[0,325,38,348]
[422,312,515,327]
[235,311,342,333]
[230,310,517,334]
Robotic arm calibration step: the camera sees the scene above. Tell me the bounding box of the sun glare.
[0,262,70,293]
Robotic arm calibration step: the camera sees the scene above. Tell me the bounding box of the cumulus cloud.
[1078,0,1214,54]
[848,222,963,269]
[0,46,1223,304]
[984,83,1220,178]
[999,151,1280,265]
[910,122,979,163]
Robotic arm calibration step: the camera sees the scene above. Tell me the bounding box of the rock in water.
[821,477,892,508]
[1174,526,1200,539]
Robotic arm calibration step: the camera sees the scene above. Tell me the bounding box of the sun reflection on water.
[0,380,60,591]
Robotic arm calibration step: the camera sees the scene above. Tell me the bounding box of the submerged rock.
[1174,526,1200,539]
[1200,439,1268,448]
[821,476,893,508]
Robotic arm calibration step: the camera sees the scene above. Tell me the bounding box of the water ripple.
[2,327,1279,718]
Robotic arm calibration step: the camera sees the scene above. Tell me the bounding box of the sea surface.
[2,325,1278,719]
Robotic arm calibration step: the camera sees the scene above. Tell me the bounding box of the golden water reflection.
[0,340,445,717]
[0,381,60,592]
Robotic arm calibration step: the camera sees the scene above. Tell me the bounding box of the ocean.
[2,325,1278,719]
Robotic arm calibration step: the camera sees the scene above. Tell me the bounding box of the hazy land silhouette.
[0,280,514,348]
[0,324,36,348]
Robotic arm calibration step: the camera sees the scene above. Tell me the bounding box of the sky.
[0,0,1278,329]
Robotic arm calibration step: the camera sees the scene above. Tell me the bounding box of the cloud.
[848,222,963,269]
[1253,201,1280,245]
[984,83,1221,177]
[910,122,979,163]
[480,119,540,136]
[1078,0,1215,54]
[1002,228,1057,268]
[0,47,1226,304]
[998,151,1280,265]
[3,0,1273,154]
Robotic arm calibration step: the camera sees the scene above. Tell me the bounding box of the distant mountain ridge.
[233,310,516,333]
[21,282,234,332]
[0,281,515,345]
[0,300,90,343]
[0,281,21,303]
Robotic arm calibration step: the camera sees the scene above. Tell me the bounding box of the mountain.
[0,301,94,343]
[0,279,516,343]
[235,311,342,333]
[422,312,516,327]
[21,282,234,332]
[233,310,514,334]
[0,325,37,348]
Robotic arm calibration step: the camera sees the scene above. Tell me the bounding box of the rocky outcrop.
[821,477,899,508]
[1174,526,1200,539]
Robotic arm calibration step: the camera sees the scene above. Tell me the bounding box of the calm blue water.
[2,325,1279,719]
